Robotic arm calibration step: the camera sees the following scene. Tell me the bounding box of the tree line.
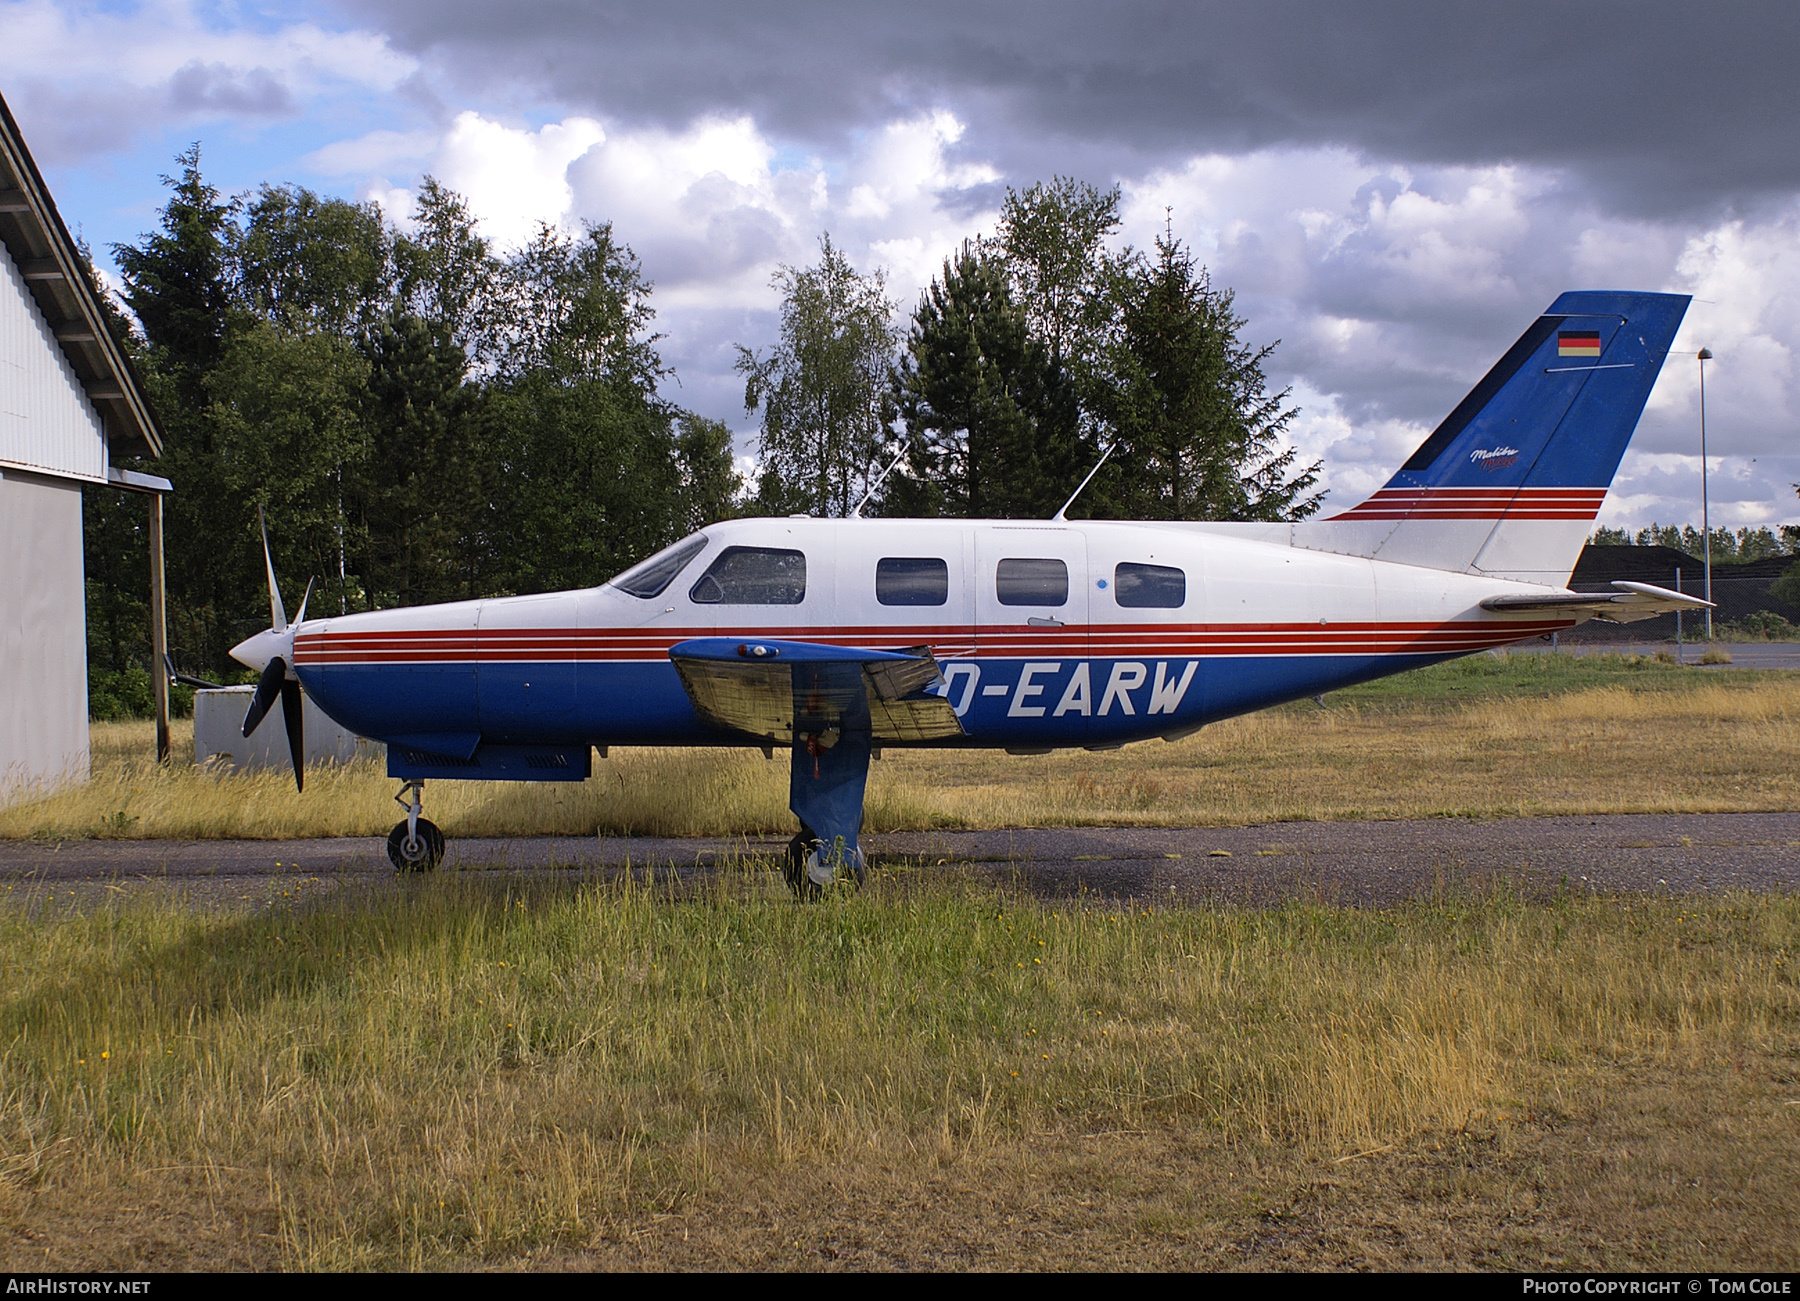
[1589,523,1800,563]
[87,164,1319,699]
[740,178,1321,523]
[88,151,738,688]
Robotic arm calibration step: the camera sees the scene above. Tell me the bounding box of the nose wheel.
[388,818,445,872]
[387,779,446,872]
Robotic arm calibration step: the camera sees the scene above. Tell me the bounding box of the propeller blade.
[279,678,305,793]
[242,657,286,737]
[259,506,286,630]
[166,652,224,691]
[293,576,314,628]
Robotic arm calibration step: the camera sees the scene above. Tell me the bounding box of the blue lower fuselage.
[296,648,1459,757]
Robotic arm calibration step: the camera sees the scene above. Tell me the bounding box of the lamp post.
[1698,347,1714,639]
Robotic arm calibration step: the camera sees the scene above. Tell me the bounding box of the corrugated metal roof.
[0,91,162,460]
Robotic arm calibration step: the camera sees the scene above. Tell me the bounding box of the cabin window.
[609,535,708,598]
[876,557,949,606]
[1114,562,1186,609]
[689,547,807,604]
[996,557,1069,607]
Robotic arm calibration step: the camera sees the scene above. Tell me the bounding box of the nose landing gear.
[387,778,445,872]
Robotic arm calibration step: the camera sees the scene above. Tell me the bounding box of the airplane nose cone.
[230,627,286,673]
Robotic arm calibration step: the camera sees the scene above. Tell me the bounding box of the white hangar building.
[0,93,166,796]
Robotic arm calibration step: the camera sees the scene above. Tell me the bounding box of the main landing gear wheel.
[783,824,866,900]
[784,826,821,901]
[388,817,445,872]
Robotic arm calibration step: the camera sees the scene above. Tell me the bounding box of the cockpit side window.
[609,535,708,599]
[1114,562,1186,609]
[689,546,808,604]
[876,557,949,606]
[996,558,1069,607]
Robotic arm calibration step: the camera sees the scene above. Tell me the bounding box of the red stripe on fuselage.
[294,618,1575,666]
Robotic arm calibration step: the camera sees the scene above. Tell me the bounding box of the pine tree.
[889,242,1079,518]
[357,311,482,607]
[1092,228,1321,522]
[112,145,233,412]
[110,146,242,669]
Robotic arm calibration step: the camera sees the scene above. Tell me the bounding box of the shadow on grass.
[0,838,1589,1071]
[0,865,708,1057]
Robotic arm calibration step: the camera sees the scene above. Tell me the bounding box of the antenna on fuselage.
[1052,439,1118,522]
[849,436,910,520]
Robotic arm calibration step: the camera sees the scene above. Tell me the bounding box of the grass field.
[3,652,1798,841]
[5,652,1798,1270]
[0,869,1795,1270]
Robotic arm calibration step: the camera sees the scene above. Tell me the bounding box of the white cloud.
[0,0,415,161]
[565,108,999,309]
[1645,214,1800,452]
[566,114,801,303]
[304,128,439,177]
[433,113,607,247]
[315,112,610,248]
[1118,149,1800,531]
[311,107,1007,443]
[324,108,998,295]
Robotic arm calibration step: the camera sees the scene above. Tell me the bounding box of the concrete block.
[193,686,384,773]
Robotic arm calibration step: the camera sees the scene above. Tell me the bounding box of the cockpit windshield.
[607,534,708,598]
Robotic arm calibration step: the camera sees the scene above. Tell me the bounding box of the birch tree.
[737,235,899,516]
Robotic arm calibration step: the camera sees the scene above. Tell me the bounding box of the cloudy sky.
[7,0,1798,529]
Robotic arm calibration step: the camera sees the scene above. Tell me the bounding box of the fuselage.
[274,517,1576,756]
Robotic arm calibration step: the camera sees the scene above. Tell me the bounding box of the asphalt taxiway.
[2,811,1796,910]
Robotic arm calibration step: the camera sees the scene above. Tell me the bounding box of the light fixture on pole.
[1698,347,1714,639]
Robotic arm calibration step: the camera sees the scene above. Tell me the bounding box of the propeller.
[241,656,286,738]
[278,672,306,791]
[263,504,287,631]
[164,653,224,691]
[229,509,314,793]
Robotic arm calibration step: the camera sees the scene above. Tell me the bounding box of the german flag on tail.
[1558,329,1603,358]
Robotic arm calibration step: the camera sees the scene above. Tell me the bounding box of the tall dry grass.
[6,676,1799,840]
[0,872,1793,1268]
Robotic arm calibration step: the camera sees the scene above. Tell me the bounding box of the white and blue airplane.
[231,290,1707,893]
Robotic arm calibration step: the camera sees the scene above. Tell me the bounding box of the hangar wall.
[0,467,88,795]
[0,239,106,482]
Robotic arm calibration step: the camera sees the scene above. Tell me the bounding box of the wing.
[669,638,967,743]
[1479,580,1713,625]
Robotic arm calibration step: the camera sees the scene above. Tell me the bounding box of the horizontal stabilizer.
[670,638,966,743]
[1479,580,1713,625]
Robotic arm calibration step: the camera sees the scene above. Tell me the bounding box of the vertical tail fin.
[1314,291,1690,584]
